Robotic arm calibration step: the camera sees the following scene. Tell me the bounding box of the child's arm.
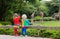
[27,20,30,25]
[21,19,24,27]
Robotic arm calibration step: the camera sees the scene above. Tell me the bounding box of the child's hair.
[13,13,19,18]
[22,14,27,19]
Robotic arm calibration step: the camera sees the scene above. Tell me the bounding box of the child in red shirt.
[13,13,20,36]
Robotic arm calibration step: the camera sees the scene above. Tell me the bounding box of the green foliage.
[43,17,55,21]
[0,28,60,39]
[34,16,41,21]
[40,29,53,37]
[39,3,49,16]
[0,28,38,36]
[0,0,59,21]
[34,16,55,21]
[45,0,59,16]
[33,21,60,27]
[53,32,60,39]
[0,21,11,25]
[27,29,38,37]
[0,28,14,35]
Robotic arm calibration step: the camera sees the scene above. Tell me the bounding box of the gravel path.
[0,35,52,39]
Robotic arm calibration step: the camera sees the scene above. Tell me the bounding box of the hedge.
[0,28,60,39]
[52,32,60,39]
[0,21,11,25]
[34,16,56,21]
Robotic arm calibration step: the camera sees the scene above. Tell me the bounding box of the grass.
[31,21,60,27]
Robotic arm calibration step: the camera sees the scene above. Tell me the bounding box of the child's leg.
[24,28,28,35]
[21,28,24,35]
[21,27,28,36]
[14,28,18,36]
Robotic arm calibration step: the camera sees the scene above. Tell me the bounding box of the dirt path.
[0,35,52,39]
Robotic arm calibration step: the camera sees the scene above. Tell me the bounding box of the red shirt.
[13,16,20,25]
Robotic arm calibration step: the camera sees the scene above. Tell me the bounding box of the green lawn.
[31,21,60,27]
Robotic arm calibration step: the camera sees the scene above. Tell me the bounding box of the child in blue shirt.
[21,14,30,36]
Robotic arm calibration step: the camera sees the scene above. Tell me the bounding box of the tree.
[45,0,59,16]
[0,0,58,21]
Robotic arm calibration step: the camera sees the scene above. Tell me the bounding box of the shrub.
[40,29,53,38]
[27,29,38,37]
[52,32,60,39]
[0,23,2,26]
[0,28,53,37]
[0,28,60,39]
[34,16,41,21]
[0,28,38,36]
[43,17,55,21]
[34,16,55,21]
[0,28,5,34]
[0,21,11,25]
[0,28,14,35]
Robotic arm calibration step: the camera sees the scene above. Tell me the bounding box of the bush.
[40,29,53,38]
[34,16,41,21]
[0,21,11,25]
[0,28,38,36]
[52,32,60,39]
[0,28,53,37]
[0,23,2,26]
[27,29,38,37]
[0,28,14,35]
[34,16,55,21]
[0,28,6,34]
[43,17,55,21]
[0,28,60,39]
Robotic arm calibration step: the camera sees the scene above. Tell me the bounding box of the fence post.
[37,26,41,37]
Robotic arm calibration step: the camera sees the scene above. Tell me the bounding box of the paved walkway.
[0,35,52,39]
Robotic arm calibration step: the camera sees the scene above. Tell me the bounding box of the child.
[21,14,30,36]
[13,13,20,36]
